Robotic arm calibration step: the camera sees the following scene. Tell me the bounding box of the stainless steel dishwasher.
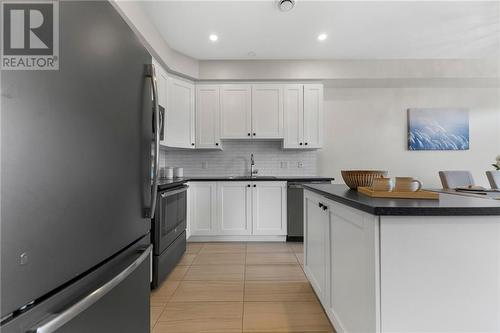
[287,181,332,241]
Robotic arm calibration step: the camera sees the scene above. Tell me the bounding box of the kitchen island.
[302,184,500,333]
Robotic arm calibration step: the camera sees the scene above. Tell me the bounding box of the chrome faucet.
[250,153,258,177]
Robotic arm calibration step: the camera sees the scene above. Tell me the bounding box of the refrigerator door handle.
[28,245,152,333]
[145,63,160,218]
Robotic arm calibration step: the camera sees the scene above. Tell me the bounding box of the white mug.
[372,177,394,192]
[394,177,422,192]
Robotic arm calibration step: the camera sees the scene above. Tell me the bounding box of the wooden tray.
[357,186,439,200]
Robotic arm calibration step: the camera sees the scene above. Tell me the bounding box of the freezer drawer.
[1,236,151,333]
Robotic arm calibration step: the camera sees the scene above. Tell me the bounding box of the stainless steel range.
[151,184,188,288]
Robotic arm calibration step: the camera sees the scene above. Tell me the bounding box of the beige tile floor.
[150,242,335,333]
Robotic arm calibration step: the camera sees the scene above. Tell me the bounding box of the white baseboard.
[187,235,287,242]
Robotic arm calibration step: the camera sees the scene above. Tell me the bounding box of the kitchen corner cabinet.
[283,84,324,149]
[164,76,195,148]
[220,85,252,139]
[188,181,287,239]
[195,85,221,149]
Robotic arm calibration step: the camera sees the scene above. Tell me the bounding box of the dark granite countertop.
[303,184,500,216]
[157,176,333,190]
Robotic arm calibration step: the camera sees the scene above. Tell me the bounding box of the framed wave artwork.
[408,108,469,151]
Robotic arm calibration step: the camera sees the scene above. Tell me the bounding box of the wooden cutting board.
[357,186,439,200]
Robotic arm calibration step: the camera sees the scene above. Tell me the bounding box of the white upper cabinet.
[251,84,284,138]
[303,84,324,149]
[220,85,252,139]
[153,59,167,108]
[188,81,322,149]
[195,85,221,149]
[164,76,195,148]
[252,181,287,236]
[283,84,304,148]
[283,84,323,149]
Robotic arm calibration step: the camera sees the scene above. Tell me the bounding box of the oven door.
[153,185,188,255]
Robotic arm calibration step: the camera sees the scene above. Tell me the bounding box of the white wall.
[110,0,199,79]
[319,87,500,188]
[198,59,499,81]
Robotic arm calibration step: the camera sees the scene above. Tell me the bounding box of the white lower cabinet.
[252,182,287,235]
[189,182,217,236]
[304,190,379,333]
[305,190,500,333]
[327,202,379,333]
[217,182,252,235]
[304,192,329,303]
[188,181,287,239]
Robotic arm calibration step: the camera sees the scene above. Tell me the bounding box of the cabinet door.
[220,85,252,139]
[165,76,195,148]
[303,84,324,149]
[328,202,379,333]
[304,191,329,302]
[251,84,284,138]
[283,84,304,148]
[189,182,217,236]
[217,182,252,235]
[195,85,221,149]
[252,181,287,235]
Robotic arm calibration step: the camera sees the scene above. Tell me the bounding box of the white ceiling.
[140,1,500,60]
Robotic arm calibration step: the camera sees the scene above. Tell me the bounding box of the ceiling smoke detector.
[278,0,295,12]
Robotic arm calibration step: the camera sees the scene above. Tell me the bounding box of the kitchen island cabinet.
[303,184,500,333]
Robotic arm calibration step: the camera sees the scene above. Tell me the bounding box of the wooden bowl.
[341,170,388,190]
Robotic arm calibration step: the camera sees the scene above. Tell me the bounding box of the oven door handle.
[160,186,188,198]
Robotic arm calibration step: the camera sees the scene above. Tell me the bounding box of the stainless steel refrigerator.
[1,1,159,332]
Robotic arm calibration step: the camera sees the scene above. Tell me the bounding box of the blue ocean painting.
[408,108,469,151]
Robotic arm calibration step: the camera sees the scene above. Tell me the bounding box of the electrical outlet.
[280,161,288,169]
[297,161,303,168]
[202,161,208,169]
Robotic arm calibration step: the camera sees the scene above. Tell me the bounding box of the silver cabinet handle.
[145,63,160,218]
[29,245,152,333]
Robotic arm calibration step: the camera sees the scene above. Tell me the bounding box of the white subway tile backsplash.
[160,140,318,177]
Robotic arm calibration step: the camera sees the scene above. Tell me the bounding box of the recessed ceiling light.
[278,0,295,12]
[209,34,218,42]
[247,51,256,57]
[317,33,327,41]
